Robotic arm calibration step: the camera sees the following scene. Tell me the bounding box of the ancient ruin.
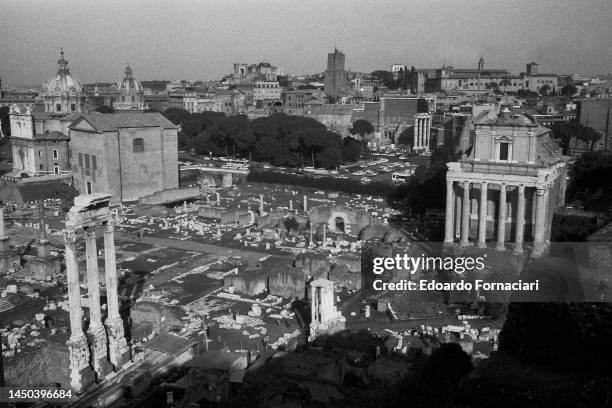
[62,194,129,392]
[309,278,345,341]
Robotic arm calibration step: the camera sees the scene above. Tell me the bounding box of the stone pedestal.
[67,334,95,393]
[88,327,114,379]
[105,316,130,369]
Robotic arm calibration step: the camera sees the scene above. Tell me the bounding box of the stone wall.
[139,187,200,205]
[130,301,186,332]
[3,339,70,388]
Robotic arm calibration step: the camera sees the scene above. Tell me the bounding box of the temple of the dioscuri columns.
[62,193,130,392]
[443,108,567,257]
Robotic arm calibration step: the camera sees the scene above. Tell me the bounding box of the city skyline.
[1,0,611,87]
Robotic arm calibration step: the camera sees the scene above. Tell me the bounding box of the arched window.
[133,138,144,153]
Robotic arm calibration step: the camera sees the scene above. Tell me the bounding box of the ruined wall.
[224,273,268,297]
[268,266,305,299]
[3,339,70,388]
[139,187,200,205]
[130,301,185,332]
[309,205,375,234]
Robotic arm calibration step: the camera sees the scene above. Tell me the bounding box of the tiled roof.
[34,131,69,141]
[71,112,177,132]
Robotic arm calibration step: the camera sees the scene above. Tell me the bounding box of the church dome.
[43,50,83,94]
[117,65,144,93]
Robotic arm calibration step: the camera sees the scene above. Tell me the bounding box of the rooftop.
[70,112,177,132]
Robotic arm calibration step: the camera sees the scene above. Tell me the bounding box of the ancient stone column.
[454,192,462,238]
[533,188,547,254]
[514,185,526,254]
[478,182,488,248]
[289,200,293,211]
[0,206,7,240]
[303,195,308,212]
[0,206,8,254]
[425,117,430,151]
[103,221,130,369]
[444,179,455,244]
[460,181,471,247]
[63,229,94,393]
[84,227,111,378]
[496,184,507,251]
[259,194,264,215]
[413,116,421,150]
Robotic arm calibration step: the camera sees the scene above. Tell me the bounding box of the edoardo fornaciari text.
[372,279,540,292]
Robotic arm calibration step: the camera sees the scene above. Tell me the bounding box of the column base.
[106,317,131,369]
[460,240,471,248]
[531,242,549,259]
[88,327,113,380]
[67,335,96,393]
[496,242,506,251]
[513,243,524,254]
[443,241,455,249]
[477,241,487,249]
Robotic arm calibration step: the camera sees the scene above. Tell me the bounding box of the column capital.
[517,184,525,191]
[536,188,546,196]
[463,180,470,187]
[480,181,488,187]
[85,226,96,239]
[63,229,77,244]
[104,220,115,233]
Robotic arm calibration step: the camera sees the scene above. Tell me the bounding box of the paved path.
[114,231,293,265]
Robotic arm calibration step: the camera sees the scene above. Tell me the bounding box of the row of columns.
[444,180,549,253]
[413,114,432,151]
[63,221,129,392]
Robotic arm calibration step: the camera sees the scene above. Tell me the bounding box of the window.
[78,153,83,167]
[133,138,144,153]
[84,154,90,176]
[39,150,42,157]
[71,103,76,112]
[92,155,97,170]
[56,103,61,112]
[52,149,58,159]
[499,142,509,161]
[39,164,43,170]
[54,166,59,174]
[86,181,92,194]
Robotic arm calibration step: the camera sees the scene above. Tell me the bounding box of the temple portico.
[443,109,567,257]
[413,113,432,152]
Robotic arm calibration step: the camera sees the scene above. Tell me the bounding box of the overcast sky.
[1,0,610,86]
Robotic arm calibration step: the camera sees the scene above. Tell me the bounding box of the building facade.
[444,109,567,256]
[68,112,178,203]
[9,50,83,176]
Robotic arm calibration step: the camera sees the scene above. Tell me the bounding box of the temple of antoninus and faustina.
[444,108,567,257]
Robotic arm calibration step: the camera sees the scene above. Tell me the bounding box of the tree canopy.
[172,112,359,169]
[550,122,601,154]
[349,119,374,138]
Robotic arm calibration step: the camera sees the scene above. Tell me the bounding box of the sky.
[1,0,611,87]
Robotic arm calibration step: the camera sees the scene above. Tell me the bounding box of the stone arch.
[327,211,351,234]
[334,216,345,233]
